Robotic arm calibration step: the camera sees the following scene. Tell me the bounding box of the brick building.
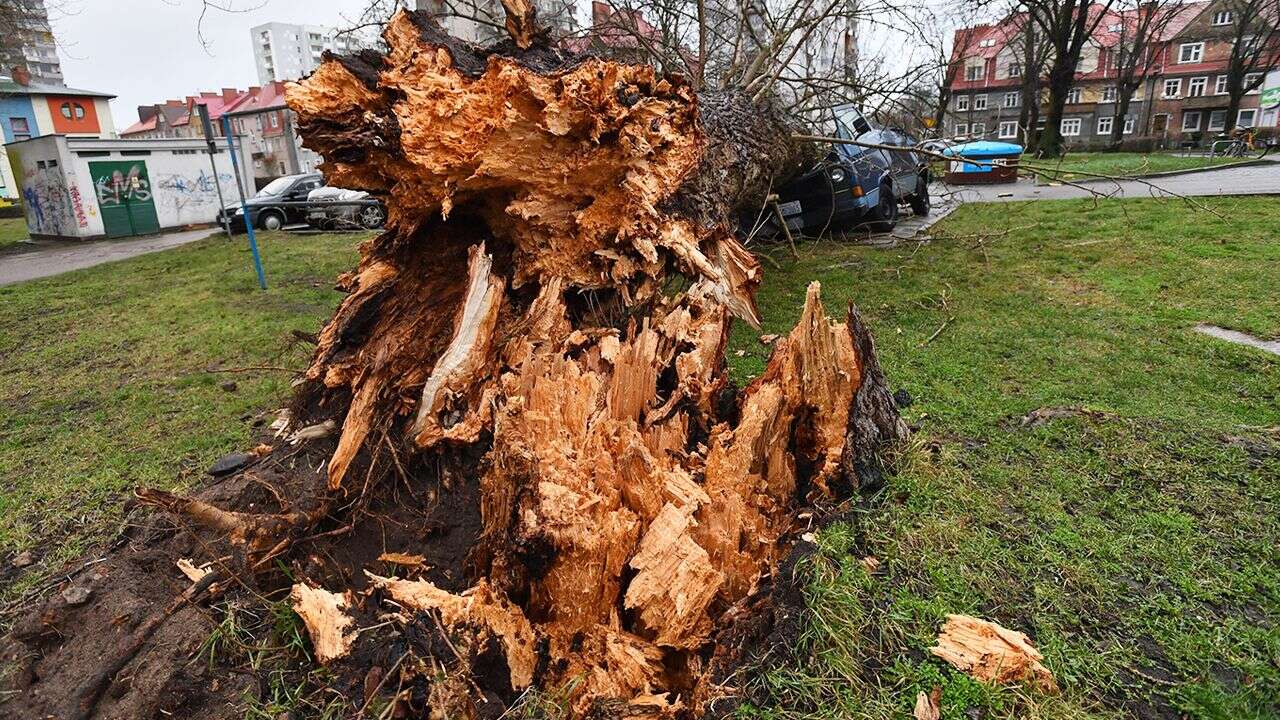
[948,0,1279,148]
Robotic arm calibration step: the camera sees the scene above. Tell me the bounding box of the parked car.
[305,186,386,230]
[216,173,323,231]
[763,105,930,235]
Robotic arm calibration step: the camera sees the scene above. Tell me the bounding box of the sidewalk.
[0,228,218,287]
[946,154,1280,203]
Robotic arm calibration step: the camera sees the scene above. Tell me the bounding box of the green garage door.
[89,160,160,238]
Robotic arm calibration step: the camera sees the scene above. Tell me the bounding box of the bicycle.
[1210,130,1257,158]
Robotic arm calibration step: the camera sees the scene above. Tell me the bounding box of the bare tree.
[1218,0,1280,131]
[1023,0,1119,157]
[1104,0,1182,149]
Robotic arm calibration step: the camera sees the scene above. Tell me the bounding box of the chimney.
[222,87,240,103]
[11,66,31,87]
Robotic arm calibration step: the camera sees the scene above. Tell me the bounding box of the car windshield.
[833,106,874,159]
[255,176,297,198]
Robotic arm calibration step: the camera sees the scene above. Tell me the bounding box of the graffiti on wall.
[94,163,152,206]
[68,184,89,228]
[18,160,76,236]
[154,169,234,216]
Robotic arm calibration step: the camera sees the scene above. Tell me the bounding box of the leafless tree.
[1104,0,1182,149]
[1021,0,1119,157]
[1217,0,1280,131]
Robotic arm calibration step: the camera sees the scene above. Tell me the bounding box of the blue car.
[765,105,930,234]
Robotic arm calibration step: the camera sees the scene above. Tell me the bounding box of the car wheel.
[909,176,931,216]
[360,205,386,229]
[258,211,284,231]
[870,183,898,232]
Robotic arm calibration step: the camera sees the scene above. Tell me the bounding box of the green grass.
[0,217,28,252]
[1022,152,1254,181]
[0,230,361,603]
[727,196,1280,719]
[1,199,1277,718]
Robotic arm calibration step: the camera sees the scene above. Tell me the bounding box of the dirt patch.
[1004,406,1118,430]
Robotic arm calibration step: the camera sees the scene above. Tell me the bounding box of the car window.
[255,176,295,197]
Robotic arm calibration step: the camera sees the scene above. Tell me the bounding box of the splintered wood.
[224,8,914,716]
[930,614,1058,692]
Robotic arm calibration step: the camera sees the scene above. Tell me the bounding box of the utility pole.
[196,104,233,240]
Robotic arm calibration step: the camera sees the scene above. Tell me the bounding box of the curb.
[1029,155,1276,185]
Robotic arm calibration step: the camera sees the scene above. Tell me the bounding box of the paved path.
[0,228,217,287]
[945,156,1280,203]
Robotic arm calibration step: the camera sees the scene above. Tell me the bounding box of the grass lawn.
[0,217,28,252]
[0,230,361,603]
[1021,151,1254,181]
[730,196,1280,719]
[1,199,1277,718]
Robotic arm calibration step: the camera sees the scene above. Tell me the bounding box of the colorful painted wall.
[0,95,39,200]
[46,95,104,135]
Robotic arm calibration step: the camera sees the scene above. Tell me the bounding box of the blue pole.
[221,115,267,290]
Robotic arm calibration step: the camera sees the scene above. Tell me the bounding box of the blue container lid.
[942,141,1024,158]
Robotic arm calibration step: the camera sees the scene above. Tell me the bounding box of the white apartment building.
[410,0,577,44]
[250,22,378,84]
[0,0,65,86]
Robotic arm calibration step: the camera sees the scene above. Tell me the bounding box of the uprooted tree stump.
[2,8,906,719]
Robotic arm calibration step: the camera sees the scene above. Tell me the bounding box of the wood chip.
[176,558,211,583]
[929,614,1058,692]
[758,333,779,344]
[860,555,881,573]
[913,686,941,720]
[290,583,356,664]
[377,552,426,567]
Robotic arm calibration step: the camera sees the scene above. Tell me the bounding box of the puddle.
[1194,324,1280,356]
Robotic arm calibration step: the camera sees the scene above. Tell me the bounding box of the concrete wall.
[6,135,253,239]
[7,135,83,236]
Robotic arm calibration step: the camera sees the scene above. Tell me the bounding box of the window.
[1178,42,1203,63]
[58,102,84,120]
[973,94,988,110]
[9,117,30,141]
[1101,86,1117,103]
[1182,110,1201,131]
[1188,77,1207,97]
[1006,62,1022,78]
[979,39,996,48]
[954,122,969,136]
[1238,108,1257,127]
[1215,75,1228,94]
[1060,118,1082,136]
[269,113,279,128]
[1123,115,1136,134]
[1097,116,1114,135]
[1004,92,1020,108]
[965,64,983,81]
[1108,22,1122,32]
[1212,10,1232,25]
[972,122,986,135]
[998,121,1018,138]
[1245,73,1264,93]
[1163,78,1182,98]
[956,95,970,111]
[1208,110,1227,130]
[1066,87,1082,104]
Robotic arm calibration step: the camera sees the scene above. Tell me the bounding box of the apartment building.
[0,0,64,86]
[411,0,578,44]
[948,0,1278,148]
[250,23,379,84]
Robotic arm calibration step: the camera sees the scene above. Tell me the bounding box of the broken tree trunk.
[4,8,904,720]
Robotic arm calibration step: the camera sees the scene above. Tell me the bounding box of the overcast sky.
[51,0,387,129]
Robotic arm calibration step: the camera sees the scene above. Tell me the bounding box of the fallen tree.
[1,7,906,718]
